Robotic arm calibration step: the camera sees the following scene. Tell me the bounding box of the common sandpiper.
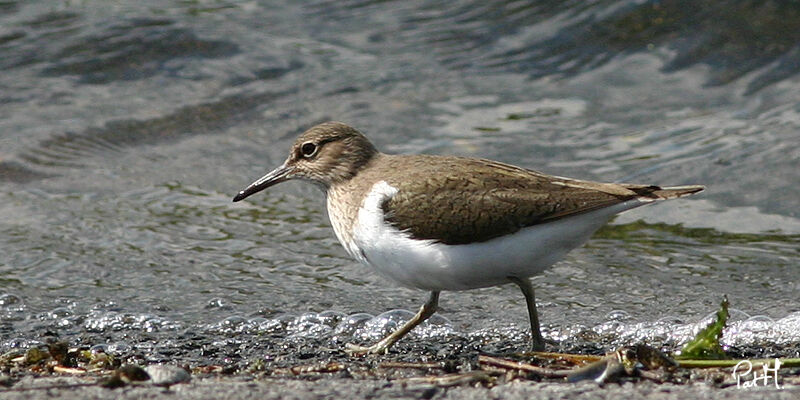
[233,121,704,355]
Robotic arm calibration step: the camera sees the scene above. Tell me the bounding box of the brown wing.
[380,156,648,245]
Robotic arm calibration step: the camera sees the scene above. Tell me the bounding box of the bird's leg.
[346,291,440,356]
[508,276,545,351]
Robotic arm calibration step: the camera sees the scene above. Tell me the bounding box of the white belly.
[330,181,646,291]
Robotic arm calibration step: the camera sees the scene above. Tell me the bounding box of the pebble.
[144,365,191,385]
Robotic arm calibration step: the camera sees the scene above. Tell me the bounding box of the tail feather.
[625,184,705,200]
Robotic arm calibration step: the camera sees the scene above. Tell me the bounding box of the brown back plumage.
[364,155,703,245]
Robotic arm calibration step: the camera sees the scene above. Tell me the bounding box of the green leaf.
[675,296,729,360]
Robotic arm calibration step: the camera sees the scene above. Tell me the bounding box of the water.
[1,0,799,367]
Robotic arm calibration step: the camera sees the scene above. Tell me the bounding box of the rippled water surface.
[1,0,799,366]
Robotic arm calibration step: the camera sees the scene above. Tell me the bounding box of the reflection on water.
[1,0,799,365]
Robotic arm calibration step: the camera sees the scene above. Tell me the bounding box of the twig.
[478,355,570,378]
[289,362,345,375]
[53,366,87,375]
[379,361,444,369]
[516,351,603,364]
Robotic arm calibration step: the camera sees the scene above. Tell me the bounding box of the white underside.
[331,181,652,291]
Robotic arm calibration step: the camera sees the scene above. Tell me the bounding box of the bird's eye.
[300,142,317,158]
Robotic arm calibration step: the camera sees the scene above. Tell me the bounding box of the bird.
[232,121,704,355]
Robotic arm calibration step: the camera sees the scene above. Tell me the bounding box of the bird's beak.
[232,164,293,202]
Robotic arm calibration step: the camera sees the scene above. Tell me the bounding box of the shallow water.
[1,0,799,366]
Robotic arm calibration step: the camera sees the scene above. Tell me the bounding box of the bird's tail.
[624,184,705,200]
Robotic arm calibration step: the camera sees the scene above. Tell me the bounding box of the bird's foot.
[344,342,389,356]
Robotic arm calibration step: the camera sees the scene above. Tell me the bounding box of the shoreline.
[1,373,798,400]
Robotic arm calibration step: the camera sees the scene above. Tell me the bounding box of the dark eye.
[300,142,317,158]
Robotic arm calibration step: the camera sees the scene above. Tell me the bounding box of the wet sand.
[2,374,798,400]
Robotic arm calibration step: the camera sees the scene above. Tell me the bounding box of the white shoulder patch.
[356,181,398,242]
[343,181,398,264]
[362,181,398,212]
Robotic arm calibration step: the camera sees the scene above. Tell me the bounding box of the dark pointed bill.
[232,164,293,202]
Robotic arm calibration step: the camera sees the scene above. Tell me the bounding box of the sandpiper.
[233,122,703,355]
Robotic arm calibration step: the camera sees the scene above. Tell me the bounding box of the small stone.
[144,365,191,385]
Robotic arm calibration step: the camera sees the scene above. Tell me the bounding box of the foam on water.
[3,294,798,364]
[80,311,183,333]
[201,309,454,342]
[197,308,800,352]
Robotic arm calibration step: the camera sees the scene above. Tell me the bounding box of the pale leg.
[346,291,440,355]
[509,277,545,351]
